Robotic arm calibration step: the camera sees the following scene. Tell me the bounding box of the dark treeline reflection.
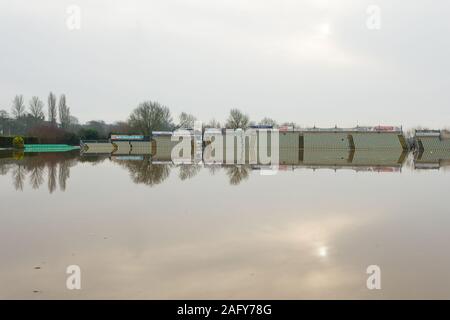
[114,156,172,186]
[225,165,250,185]
[114,159,251,187]
[0,152,253,192]
[12,150,440,192]
[0,151,81,192]
[179,164,201,181]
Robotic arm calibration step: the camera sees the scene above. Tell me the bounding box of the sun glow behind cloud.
[1,0,450,127]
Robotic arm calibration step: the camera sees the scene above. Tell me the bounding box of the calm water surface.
[1,151,449,299]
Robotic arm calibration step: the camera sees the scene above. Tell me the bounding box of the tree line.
[5,93,71,127]
[0,92,72,138]
[3,95,448,146]
[0,96,294,144]
[127,100,293,136]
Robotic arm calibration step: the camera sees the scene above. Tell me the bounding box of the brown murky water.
[1,150,450,299]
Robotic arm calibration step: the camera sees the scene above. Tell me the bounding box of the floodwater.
[1,150,450,299]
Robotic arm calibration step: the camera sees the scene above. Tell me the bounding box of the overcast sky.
[1,0,449,128]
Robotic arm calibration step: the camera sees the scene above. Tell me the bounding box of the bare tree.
[178,112,196,129]
[69,115,79,125]
[58,94,71,129]
[48,92,57,125]
[205,119,221,129]
[0,109,9,120]
[29,96,45,120]
[259,117,278,128]
[11,95,26,119]
[226,108,250,129]
[128,101,173,135]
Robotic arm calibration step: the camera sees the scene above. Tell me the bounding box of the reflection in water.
[414,149,450,170]
[12,164,26,191]
[1,148,450,192]
[225,165,250,185]
[78,155,109,165]
[1,152,261,191]
[115,156,172,186]
[47,162,57,193]
[29,163,44,189]
[0,151,78,192]
[206,164,222,175]
[1,148,450,299]
[178,164,201,181]
[0,163,9,176]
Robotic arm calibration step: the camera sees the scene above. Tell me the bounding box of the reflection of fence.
[414,130,450,169]
[414,149,450,170]
[414,134,450,151]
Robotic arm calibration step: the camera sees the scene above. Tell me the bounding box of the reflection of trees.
[24,154,47,190]
[29,165,45,189]
[47,158,77,193]
[206,164,222,175]
[12,164,26,191]
[58,160,71,191]
[118,159,171,186]
[178,164,201,181]
[0,163,12,176]
[225,165,250,185]
[116,160,251,186]
[78,155,109,165]
[3,151,80,192]
[47,162,57,193]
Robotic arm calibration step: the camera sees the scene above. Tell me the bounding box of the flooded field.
[1,150,450,299]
